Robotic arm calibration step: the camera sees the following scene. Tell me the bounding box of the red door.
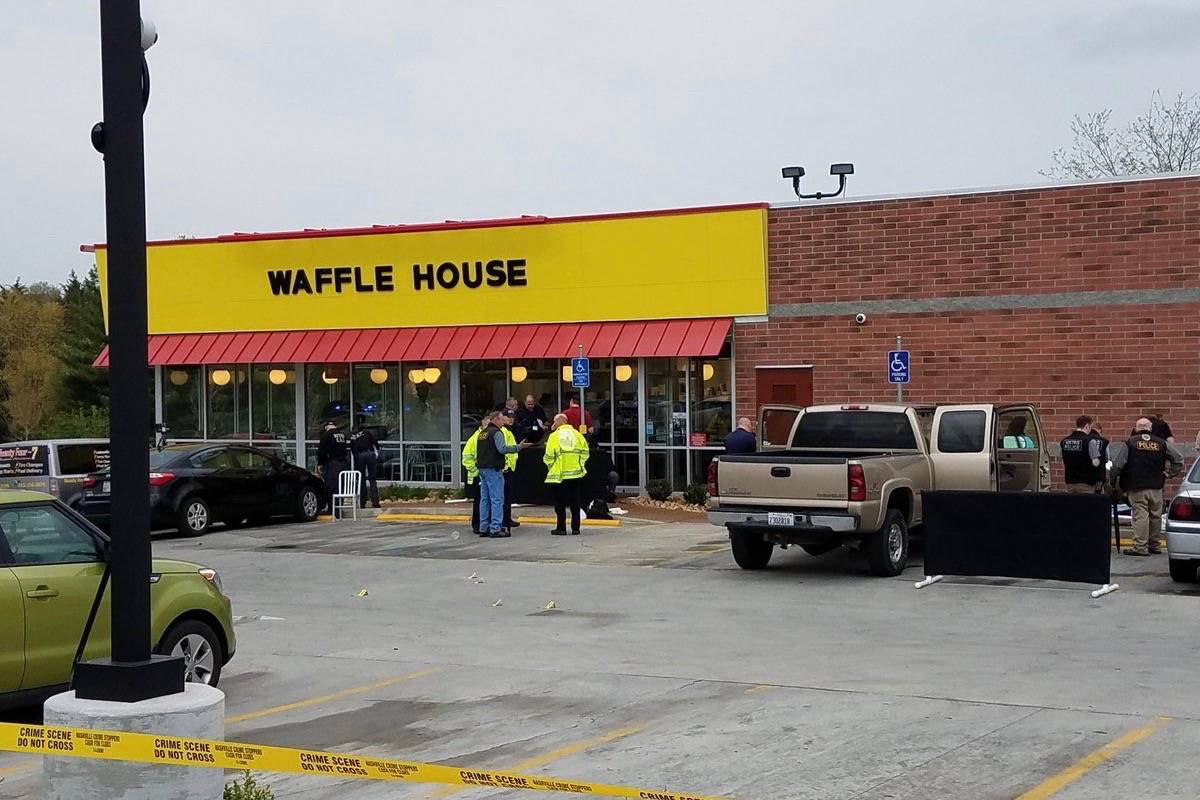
[755,366,814,407]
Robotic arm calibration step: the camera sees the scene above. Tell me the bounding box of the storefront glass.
[460,359,507,439]
[645,357,687,446]
[162,366,202,439]
[403,361,450,442]
[565,359,612,442]
[250,366,296,447]
[305,364,350,438]
[509,359,559,418]
[689,353,732,445]
[612,361,639,444]
[351,364,400,440]
[646,449,688,491]
[206,365,249,439]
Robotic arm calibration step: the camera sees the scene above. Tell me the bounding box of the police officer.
[497,408,520,529]
[1089,423,1110,487]
[316,421,349,512]
[1060,415,1103,493]
[1109,417,1184,556]
[350,424,381,509]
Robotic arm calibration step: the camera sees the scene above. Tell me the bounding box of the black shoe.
[473,529,485,536]
[488,530,510,538]
[570,530,580,535]
[551,529,568,535]
[1149,549,1163,555]
[508,521,521,528]
[1123,548,1150,557]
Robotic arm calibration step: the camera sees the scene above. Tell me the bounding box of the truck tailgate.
[719,455,847,505]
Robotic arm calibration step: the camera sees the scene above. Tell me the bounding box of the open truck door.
[930,404,997,491]
[996,404,1050,492]
[758,405,803,451]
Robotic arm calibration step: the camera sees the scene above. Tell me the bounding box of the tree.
[0,287,64,438]
[59,268,110,413]
[1044,91,1200,179]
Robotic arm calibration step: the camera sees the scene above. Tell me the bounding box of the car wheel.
[177,496,211,537]
[1168,558,1198,583]
[156,619,223,687]
[801,542,840,557]
[295,486,321,522]
[866,509,908,577]
[730,530,773,570]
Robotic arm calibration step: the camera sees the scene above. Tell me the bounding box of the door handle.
[770,466,791,478]
[26,586,59,599]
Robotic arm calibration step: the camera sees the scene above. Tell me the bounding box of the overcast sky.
[2,1,1198,285]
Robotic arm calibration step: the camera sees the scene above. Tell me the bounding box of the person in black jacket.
[1060,415,1102,493]
[1109,417,1184,556]
[316,421,349,511]
[350,425,381,509]
[724,418,756,454]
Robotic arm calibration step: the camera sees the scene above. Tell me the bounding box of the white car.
[1165,457,1200,582]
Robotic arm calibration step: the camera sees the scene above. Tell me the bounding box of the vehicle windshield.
[792,411,919,450]
[149,450,184,469]
[1188,457,1200,484]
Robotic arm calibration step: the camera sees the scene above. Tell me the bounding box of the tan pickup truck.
[707,403,1049,576]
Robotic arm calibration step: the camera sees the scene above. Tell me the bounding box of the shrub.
[645,479,673,501]
[379,484,436,502]
[224,771,273,800]
[683,482,707,506]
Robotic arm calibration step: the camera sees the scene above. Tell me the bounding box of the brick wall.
[737,175,1200,488]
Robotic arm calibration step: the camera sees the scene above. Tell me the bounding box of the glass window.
[612,362,639,444]
[206,365,249,439]
[190,449,238,470]
[580,360,612,443]
[761,407,800,448]
[998,408,1039,450]
[232,448,274,469]
[614,446,639,488]
[509,359,559,422]
[352,364,400,441]
[690,354,732,445]
[55,443,111,476]
[0,504,101,565]
[691,450,720,490]
[646,358,687,446]
[402,444,452,483]
[403,362,450,441]
[793,412,919,450]
[250,366,296,444]
[163,366,202,438]
[305,364,350,439]
[646,449,687,491]
[460,360,506,440]
[937,411,987,453]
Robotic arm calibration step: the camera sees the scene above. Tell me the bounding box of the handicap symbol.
[891,355,906,372]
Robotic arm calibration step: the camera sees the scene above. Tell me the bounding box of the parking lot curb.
[376,512,620,527]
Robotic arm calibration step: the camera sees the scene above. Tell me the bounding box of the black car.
[75,444,326,535]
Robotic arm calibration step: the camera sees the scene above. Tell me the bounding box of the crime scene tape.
[0,722,721,800]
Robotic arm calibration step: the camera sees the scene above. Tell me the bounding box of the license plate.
[767,512,795,527]
[101,481,110,494]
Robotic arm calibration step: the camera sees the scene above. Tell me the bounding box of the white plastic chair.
[333,470,361,520]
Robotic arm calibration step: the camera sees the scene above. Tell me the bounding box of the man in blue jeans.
[475,411,520,538]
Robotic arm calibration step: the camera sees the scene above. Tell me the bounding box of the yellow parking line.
[428,725,642,799]
[0,668,445,778]
[225,667,443,724]
[1015,716,1171,799]
[376,512,620,527]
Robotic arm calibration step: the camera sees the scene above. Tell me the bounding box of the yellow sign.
[93,206,768,335]
[0,722,723,800]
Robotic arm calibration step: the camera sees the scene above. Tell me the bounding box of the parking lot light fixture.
[782,162,855,200]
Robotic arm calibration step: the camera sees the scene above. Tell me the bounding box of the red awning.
[92,318,731,367]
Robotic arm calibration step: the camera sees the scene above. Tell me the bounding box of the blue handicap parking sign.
[888,350,910,384]
[571,357,590,388]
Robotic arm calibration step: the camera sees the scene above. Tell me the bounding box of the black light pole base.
[74,656,186,703]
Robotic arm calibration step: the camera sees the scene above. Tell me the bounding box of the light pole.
[74,0,184,702]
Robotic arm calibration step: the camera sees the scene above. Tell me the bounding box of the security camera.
[141,17,158,51]
[854,313,868,325]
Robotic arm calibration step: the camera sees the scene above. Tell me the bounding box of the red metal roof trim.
[93,319,733,368]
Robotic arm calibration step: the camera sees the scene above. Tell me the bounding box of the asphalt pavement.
[2,513,1197,799]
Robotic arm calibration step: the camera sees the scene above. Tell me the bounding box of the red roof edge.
[82,202,768,251]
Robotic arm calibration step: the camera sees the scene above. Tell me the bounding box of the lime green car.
[0,490,235,709]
